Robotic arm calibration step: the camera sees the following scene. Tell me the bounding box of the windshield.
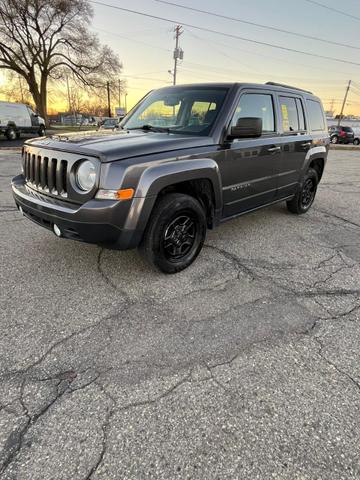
[122,86,229,136]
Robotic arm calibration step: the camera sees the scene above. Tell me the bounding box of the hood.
[26,129,216,162]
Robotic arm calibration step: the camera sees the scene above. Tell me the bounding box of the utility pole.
[66,76,71,113]
[338,80,351,126]
[106,81,111,117]
[118,79,121,108]
[172,25,183,85]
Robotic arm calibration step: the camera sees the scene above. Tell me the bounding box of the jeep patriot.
[12,82,329,273]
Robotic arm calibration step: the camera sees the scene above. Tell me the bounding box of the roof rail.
[265,82,313,94]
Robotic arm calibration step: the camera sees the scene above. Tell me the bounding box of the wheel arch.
[302,146,327,182]
[124,158,223,242]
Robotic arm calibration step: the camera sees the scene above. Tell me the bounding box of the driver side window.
[232,93,275,133]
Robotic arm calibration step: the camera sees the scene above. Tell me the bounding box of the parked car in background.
[352,127,360,145]
[98,118,121,130]
[0,102,45,140]
[328,125,354,144]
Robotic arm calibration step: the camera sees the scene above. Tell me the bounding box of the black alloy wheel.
[162,213,197,261]
[300,178,316,209]
[140,193,207,273]
[287,168,318,214]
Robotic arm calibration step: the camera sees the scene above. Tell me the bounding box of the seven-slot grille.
[23,151,68,197]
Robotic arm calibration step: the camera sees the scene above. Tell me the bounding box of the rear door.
[275,94,311,198]
[221,90,281,217]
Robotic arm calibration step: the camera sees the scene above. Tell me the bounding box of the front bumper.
[11,175,143,249]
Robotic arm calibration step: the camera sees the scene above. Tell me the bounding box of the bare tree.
[0,72,33,105]
[0,0,121,124]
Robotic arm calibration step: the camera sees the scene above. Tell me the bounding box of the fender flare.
[124,158,223,233]
[299,145,327,180]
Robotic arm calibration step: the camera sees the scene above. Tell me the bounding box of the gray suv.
[12,82,329,273]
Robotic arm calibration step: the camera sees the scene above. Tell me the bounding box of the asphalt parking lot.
[0,134,41,149]
[0,149,359,479]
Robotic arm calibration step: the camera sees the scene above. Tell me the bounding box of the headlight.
[76,160,96,191]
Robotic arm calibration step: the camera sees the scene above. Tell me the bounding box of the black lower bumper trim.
[13,184,141,250]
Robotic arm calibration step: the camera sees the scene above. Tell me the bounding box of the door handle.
[267,146,281,153]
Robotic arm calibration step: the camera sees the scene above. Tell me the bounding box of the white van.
[0,102,46,140]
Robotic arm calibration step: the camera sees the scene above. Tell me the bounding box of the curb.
[330,145,360,151]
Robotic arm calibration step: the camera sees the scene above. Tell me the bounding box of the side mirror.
[229,117,262,139]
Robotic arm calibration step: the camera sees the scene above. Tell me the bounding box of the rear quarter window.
[306,100,325,132]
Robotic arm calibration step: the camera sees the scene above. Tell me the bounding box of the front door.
[221,91,281,218]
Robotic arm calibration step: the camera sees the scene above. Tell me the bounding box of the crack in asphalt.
[96,248,134,302]
[315,208,360,229]
[311,262,355,290]
[204,244,257,281]
[96,248,120,292]
[0,374,75,475]
[83,373,192,479]
[313,336,360,393]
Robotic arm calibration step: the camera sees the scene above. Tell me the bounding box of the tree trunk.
[39,73,49,126]
[27,71,49,127]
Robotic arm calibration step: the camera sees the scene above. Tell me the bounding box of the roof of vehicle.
[155,82,320,99]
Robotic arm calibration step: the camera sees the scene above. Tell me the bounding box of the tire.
[330,135,338,144]
[139,193,207,273]
[287,168,318,215]
[354,138,360,145]
[6,127,17,141]
[38,125,46,136]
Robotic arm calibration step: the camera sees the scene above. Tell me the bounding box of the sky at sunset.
[2,0,360,115]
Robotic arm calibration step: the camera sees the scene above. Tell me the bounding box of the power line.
[155,0,360,51]
[89,1,360,67]
[93,27,171,52]
[302,0,360,22]
[186,27,360,78]
[182,60,349,84]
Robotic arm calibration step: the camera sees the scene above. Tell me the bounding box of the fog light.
[18,206,23,215]
[53,224,62,237]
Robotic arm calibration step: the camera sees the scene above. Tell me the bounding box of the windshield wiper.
[128,124,170,133]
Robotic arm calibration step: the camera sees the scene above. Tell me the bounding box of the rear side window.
[279,97,299,132]
[306,100,325,131]
[279,96,306,133]
[232,93,275,133]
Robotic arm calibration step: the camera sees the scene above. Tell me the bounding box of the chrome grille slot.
[31,154,36,183]
[48,158,56,192]
[40,157,48,188]
[61,160,67,194]
[34,155,41,186]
